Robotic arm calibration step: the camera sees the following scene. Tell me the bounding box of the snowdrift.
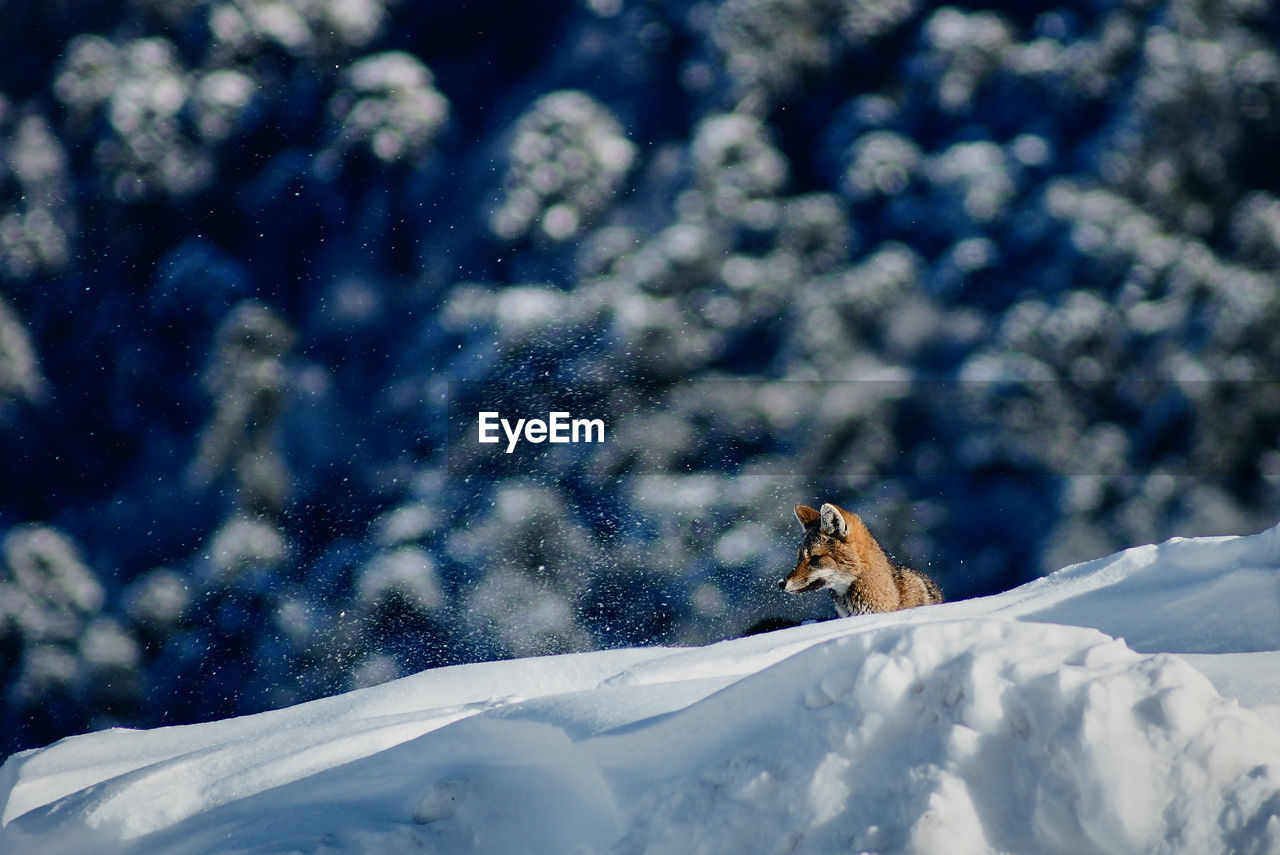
[3,525,1280,854]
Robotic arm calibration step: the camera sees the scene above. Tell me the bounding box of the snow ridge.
[3,525,1280,854]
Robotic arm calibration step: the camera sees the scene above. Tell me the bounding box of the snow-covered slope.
[3,525,1280,855]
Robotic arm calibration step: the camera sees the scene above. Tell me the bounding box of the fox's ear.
[794,504,820,529]
[819,503,850,539]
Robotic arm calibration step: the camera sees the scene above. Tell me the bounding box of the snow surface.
[3,525,1280,855]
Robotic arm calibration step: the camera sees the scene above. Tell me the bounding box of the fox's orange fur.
[780,502,942,617]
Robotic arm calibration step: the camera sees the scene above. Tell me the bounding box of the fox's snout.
[779,567,803,592]
[780,565,824,594]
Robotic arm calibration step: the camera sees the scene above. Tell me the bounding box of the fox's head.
[778,502,863,597]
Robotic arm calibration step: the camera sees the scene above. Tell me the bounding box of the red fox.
[780,502,943,617]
